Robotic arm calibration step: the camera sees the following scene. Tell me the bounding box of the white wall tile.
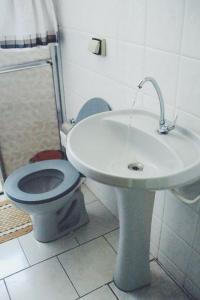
[65,89,86,119]
[117,0,146,45]
[61,29,118,80]
[86,179,118,218]
[143,94,175,122]
[177,109,200,136]
[62,62,135,111]
[56,1,200,298]
[163,192,199,246]
[182,0,200,59]
[60,29,90,67]
[158,251,185,286]
[186,249,200,289]
[144,48,179,106]
[81,0,119,38]
[115,42,144,87]
[55,0,85,30]
[146,0,185,53]
[81,183,98,205]
[159,225,191,273]
[153,191,166,220]
[150,216,162,253]
[177,57,200,117]
[193,219,200,255]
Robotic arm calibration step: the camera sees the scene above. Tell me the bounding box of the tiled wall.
[54,0,200,298]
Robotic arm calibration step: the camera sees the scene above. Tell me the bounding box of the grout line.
[17,237,31,266]
[156,192,167,259]
[108,283,120,300]
[183,218,200,289]
[60,23,200,62]
[149,257,156,262]
[156,259,195,300]
[85,198,98,207]
[177,107,200,124]
[3,279,12,300]
[56,256,81,298]
[74,236,80,246]
[173,0,187,116]
[1,241,81,281]
[77,283,117,299]
[103,235,117,254]
[74,227,119,248]
[161,220,200,255]
[1,228,119,281]
[65,59,139,91]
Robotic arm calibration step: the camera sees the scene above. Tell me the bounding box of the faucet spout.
[138,77,175,134]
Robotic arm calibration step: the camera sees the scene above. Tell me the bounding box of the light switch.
[88,38,106,56]
[88,39,101,55]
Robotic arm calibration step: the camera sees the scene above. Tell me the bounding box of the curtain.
[0,0,58,49]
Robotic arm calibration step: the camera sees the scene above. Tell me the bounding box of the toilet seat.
[4,160,81,204]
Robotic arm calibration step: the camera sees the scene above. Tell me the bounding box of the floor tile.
[105,229,154,260]
[0,280,10,300]
[80,285,117,299]
[5,257,78,300]
[104,229,119,252]
[184,278,200,300]
[75,201,118,244]
[58,237,116,296]
[0,239,29,279]
[81,184,98,205]
[19,231,78,265]
[110,261,189,299]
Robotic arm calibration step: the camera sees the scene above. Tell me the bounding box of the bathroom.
[0,0,200,299]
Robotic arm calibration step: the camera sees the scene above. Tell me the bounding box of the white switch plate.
[88,38,106,56]
[88,39,101,54]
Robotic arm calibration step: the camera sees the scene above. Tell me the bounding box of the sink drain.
[128,162,144,171]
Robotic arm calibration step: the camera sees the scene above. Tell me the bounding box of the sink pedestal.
[114,188,155,291]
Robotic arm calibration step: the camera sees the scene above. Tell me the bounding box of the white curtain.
[0,0,58,49]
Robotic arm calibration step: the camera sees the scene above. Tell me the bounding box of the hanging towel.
[0,0,58,49]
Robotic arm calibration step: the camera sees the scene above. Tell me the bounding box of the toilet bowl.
[4,98,111,242]
[4,160,88,242]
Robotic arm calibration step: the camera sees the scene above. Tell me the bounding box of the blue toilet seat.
[4,160,81,204]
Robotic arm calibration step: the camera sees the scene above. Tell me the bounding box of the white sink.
[67,109,200,190]
[66,109,200,291]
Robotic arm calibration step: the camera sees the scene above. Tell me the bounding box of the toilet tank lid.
[76,98,111,123]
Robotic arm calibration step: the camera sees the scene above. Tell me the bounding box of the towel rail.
[170,188,200,204]
[0,59,52,74]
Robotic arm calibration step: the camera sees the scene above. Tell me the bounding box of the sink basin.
[67,109,200,190]
[66,109,200,292]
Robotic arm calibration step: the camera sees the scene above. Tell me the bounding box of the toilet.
[4,98,111,242]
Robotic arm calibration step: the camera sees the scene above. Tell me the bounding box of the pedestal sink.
[66,109,200,291]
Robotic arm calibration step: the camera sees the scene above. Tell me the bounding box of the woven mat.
[0,200,32,244]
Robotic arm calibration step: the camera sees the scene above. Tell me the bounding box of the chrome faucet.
[138,77,177,134]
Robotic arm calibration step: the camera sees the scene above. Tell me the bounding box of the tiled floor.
[0,184,190,299]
